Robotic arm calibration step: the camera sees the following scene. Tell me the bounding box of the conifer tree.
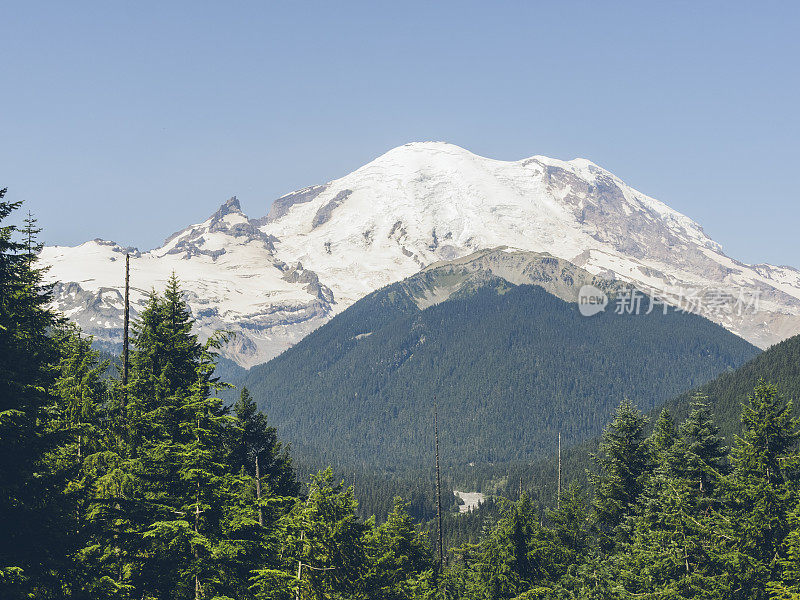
[0,193,62,597]
[546,482,592,579]
[285,468,369,600]
[457,493,556,599]
[590,398,650,550]
[619,437,730,598]
[52,326,108,459]
[230,386,299,514]
[649,409,677,464]
[721,380,799,598]
[678,397,727,502]
[365,497,435,599]
[769,500,800,598]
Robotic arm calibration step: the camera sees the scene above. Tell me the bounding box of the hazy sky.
[2,1,798,266]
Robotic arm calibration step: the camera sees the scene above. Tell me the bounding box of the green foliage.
[0,194,63,597]
[770,500,800,598]
[590,399,650,550]
[676,397,728,503]
[240,279,757,471]
[5,190,800,600]
[719,380,800,598]
[366,497,435,599]
[229,387,298,498]
[662,335,800,444]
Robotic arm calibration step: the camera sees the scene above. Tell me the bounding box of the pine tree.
[224,391,299,599]
[617,407,732,599]
[622,474,730,597]
[141,370,235,599]
[677,396,727,503]
[721,380,799,599]
[649,409,677,464]
[44,326,118,598]
[86,276,252,599]
[0,194,62,597]
[52,325,108,460]
[769,499,800,598]
[285,468,369,600]
[126,278,246,599]
[457,493,556,599]
[230,386,299,521]
[590,398,650,550]
[546,482,592,581]
[365,497,435,600]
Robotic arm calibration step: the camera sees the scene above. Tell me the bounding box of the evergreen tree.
[677,396,727,502]
[457,494,556,600]
[546,483,592,582]
[46,326,120,599]
[649,408,677,464]
[365,497,435,600]
[769,499,800,598]
[0,194,62,597]
[230,386,299,515]
[619,439,730,598]
[287,468,369,600]
[721,380,799,599]
[126,278,255,599]
[589,398,650,550]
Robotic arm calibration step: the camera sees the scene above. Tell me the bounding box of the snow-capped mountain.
[40,142,800,366]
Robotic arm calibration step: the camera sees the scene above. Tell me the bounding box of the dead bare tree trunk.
[255,454,263,527]
[558,432,562,510]
[122,253,130,408]
[296,530,305,600]
[434,398,444,569]
[195,420,202,600]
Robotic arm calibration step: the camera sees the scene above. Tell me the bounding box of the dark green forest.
[240,274,757,470]
[4,191,800,599]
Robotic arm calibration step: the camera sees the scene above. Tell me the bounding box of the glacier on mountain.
[39,142,800,366]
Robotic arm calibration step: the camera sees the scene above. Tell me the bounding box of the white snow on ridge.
[40,199,332,367]
[40,142,800,365]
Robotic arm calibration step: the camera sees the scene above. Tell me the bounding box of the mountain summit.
[40,142,800,365]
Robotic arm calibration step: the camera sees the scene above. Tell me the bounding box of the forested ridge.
[240,275,757,471]
[4,191,800,599]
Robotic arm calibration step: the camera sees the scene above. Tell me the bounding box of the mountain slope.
[488,331,800,508]
[40,142,800,365]
[239,251,759,470]
[660,331,800,438]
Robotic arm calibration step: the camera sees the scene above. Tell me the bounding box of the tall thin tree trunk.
[255,454,263,526]
[122,253,130,408]
[115,481,122,583]
[195,420,202,599]
[296,530,304,600]
[558,432,562,510]
[195,481,201,599]
[434,398,444,569]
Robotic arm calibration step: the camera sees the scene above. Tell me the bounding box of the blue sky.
[2,1,798,266]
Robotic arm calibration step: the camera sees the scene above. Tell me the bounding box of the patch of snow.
[454,490,485,513]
